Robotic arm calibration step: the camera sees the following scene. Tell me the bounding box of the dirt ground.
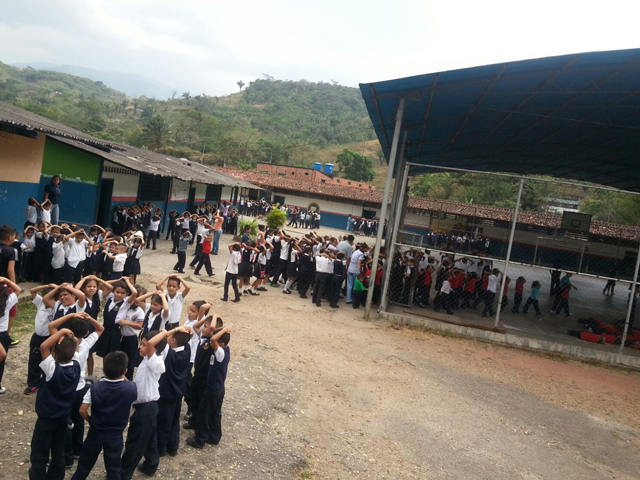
[1,233,640,480]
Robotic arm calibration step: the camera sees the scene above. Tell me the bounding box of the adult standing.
[43,175,62,225]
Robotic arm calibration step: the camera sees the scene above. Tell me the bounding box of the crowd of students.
[388,249,560,318]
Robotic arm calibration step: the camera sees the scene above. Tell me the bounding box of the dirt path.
[1,237,639,480]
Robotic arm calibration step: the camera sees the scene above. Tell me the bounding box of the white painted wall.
[171,179,190,201]
[274,191,375,217]
[102,161,139,199]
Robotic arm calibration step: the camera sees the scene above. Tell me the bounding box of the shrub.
[238,218,258,240]
[266,208,287,229]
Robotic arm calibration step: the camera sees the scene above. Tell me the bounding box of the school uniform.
[222,251,242,301]
[123,244,142,279]
[110,252,127,280]
[66,239,88,284]
[193,344,230,447]
[330,258,345,307]
[83,250,99,277]
[27,295,54,389]
[121,306,144,381]
[312,256,333,307]
[238,246,252,279]
[156,344,191,455]
[121,352,166,480]
[51,299,84,333]
[50,241,66,284]
[184,335,213,428]
[173,232,192,273]
[70,378,138,480]
[164,291,185,331]
[66,331,99,466]
[94,294,131,358]
[29,353,81,480]
[146,219,160,249]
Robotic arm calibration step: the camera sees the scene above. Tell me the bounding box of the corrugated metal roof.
[0,101,256,189]
[360,48,640,193]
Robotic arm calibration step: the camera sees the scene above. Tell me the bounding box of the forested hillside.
[2,61,638,224]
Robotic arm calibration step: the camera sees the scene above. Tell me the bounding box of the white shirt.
[164,291,185,327]
[440,280,452,295]
[149,219,160,232]
[82,377,127,404]
[0,292,18,331]
[41,208,51,223]
[258,253,267,266]
[184,318,200,363]
[26,205,37,223]
[106,293,133,323]
[51,242,66,269]
[280,240,290,261]
[66,239,88,268]
[454,260,469,273]
[225,251,242,274]
[315,256,334,274]
[76,332,99,390]
[122,305,144,337]
[348,250,364,274]
[40,352,79,382]
[113,253,127,272]
[487,274,500,293]
[33,295,54,337]
[143,305,170,332]
[21,236,36,252]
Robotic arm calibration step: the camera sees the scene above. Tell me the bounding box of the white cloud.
[1,0,639,96]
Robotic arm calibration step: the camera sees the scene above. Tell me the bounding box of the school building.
[0,101,255,231]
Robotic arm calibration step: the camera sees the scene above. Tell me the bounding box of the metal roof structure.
[0,101,256,189]
[360,48,640,193]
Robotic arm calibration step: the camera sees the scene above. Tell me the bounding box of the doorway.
[97,178,114,227]
[187,187,196,212]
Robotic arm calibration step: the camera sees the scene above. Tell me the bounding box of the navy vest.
[89,380,138,432]
[36,361,81,419]
[158,346,191,401]
[206,346,230,392]
[333,259,344,276]
[193,339,214,381]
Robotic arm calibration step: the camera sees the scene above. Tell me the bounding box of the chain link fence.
[380,171,640,358]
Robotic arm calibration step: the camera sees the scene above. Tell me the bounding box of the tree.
[237,80,245,91]
[336,149,376,182]
[182,91,191,104]
[266,208,287,229]
[142,115,171,150]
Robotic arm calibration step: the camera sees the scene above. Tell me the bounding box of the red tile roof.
[216,168,640,241]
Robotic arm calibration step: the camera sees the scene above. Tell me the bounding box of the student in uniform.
[118,286,146,381]
[182,301,211,420]
[193,233,215,277]
[48,312,104,469]
[94,278,137,360]
[186,326,231,449]
[138,291,171,339]
[24,284,55,395]
[124,237,144,284]
[42,282,86,333]
[102,242,128,280]
[0,277,21,393]
[156,326,192,457]
[221,243,242,303]
[70,351,138,480]
[75,275,113,384]
[64,229,94,284]
[28,327,79,479]
[156,275,192,330]
[120,329,168,480]
[183,314,220,430]
[329,252,346,308]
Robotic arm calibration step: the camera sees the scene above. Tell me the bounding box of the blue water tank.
[323,163,334,174]
[312,162,322,171]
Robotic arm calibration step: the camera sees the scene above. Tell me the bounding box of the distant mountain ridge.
[12,62,176,99]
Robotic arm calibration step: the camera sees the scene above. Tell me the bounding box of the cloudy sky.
[1,0,638,96]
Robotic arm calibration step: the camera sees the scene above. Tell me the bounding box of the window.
[321,179,326,183]
[206,184,222,202]
[138,174,170,201]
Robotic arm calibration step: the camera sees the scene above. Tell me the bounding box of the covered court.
[359,48,640,364]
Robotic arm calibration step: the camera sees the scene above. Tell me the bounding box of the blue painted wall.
[39,178,98,226]
[0,181,41,230]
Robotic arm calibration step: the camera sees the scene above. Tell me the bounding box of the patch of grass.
[298,471,314,479]
[12,301,36,339]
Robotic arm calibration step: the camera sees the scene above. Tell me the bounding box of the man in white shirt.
[312,251,334,307]
[346,244,367,304]
[482,268,501,317]
[221,243,242,302]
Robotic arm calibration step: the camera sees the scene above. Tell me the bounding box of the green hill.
[0,62,377,168]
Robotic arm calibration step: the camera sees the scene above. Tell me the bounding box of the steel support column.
[364,98,406,319]
[385,130,408,248]
[619,238,640,358]
[379,163,410,313]
[494,177,525,328]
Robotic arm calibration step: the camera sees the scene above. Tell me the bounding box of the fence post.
[364,98,406,319]
[618,237,640,358]
[379,163,410,313]
[494,177,525,328]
